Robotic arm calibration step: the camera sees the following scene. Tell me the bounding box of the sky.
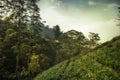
[38,0,120,42]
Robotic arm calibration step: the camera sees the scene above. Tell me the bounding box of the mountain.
[40,26,55,40]
[34,36,120,80]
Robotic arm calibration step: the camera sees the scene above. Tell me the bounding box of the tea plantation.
[34,36,120,80]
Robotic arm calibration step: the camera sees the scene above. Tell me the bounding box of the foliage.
[0,19,56,80]
[0,0,43,79]
[28,54,40,74]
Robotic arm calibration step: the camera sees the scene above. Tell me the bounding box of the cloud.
[38,0,62,7]
[88,1,96,6]
[108,3,119,8]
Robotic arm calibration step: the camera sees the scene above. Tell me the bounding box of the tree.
[0,20,18,80]
[117,7,120,27]
[28,54,40,78]
[53,25,61,39]
[0,0,42,79]
[88,32,100,48]
[56,30,88,63]
[0,0,43,35]
[60,30,86,47]
[0,19,57,80]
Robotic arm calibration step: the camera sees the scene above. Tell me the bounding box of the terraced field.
[34,36,120,80]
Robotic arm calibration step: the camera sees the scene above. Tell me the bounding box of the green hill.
[34,36,120,80]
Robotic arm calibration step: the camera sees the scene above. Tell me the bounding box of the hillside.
[34,36,120,80]
[40,26,55,39]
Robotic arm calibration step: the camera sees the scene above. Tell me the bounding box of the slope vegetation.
[34,36,120,80]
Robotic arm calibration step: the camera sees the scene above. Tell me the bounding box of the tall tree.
[0,0,42,79]
[117,7,120,27]
[53,25,61,39]
[0,0,42,33]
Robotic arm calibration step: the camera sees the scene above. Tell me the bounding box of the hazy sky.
[38,0,120,42]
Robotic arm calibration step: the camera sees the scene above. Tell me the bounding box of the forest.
[0,0,120,80]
